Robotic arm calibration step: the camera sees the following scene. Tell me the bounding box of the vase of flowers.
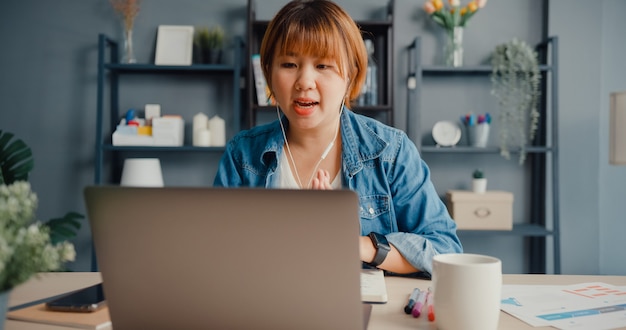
[490,38,541,164]
[110,0,141,64]
[423,0,488,67]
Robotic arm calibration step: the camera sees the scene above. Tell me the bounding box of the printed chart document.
[360,268,388,303]
[501,282,626,330]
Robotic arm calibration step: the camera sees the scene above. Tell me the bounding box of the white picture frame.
[155,25,194,66]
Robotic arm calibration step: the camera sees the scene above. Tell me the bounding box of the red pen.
[426,291,435,322]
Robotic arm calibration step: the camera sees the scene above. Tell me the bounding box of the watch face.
[369,232,390,251]
[432,121,462,147]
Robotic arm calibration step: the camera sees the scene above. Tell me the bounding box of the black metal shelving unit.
[94,34,243,184]
[407,36,560,274]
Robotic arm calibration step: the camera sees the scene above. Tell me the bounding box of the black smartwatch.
[367,232,390,267]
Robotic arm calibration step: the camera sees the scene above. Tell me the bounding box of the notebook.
[360,268,388,303]
[84,186,372,330]
[7,304,111,329]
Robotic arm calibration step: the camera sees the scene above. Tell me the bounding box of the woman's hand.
[310,169,332,189]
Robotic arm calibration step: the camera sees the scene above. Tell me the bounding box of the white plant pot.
[472,178,487,193]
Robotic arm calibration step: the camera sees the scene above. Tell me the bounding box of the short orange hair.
[260,0,367,106]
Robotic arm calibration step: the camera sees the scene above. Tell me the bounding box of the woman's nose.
[294,67,315,91]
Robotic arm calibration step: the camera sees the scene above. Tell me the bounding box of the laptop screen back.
[84,186,365,330]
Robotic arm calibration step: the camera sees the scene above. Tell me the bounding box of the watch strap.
[367,232,390,267]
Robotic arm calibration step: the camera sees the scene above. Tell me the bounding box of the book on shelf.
[251,54,275,106]
[7,303,112,329]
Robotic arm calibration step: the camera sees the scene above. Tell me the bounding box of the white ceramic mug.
[433,253,502,330]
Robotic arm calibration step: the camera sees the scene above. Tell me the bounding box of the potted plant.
[194,25,225,64]
[0,130,82,324]
[472,169,487,193]
[490,38,541,165]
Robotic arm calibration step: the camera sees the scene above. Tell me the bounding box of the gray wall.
[548,0,626,275]
[0,0,624,275]
[598,1,626,275]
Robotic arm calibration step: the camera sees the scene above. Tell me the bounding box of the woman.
[214,0,462,275]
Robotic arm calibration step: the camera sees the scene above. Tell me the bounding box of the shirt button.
[368,207,375,215]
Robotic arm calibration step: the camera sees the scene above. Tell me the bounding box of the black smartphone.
[45,283,106,312]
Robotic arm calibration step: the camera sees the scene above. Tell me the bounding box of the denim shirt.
[214,108,463,274]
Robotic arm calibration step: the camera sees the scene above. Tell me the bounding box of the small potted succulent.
[472,169,487,193]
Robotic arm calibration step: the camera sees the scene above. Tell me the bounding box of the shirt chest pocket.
[359,195,390,220]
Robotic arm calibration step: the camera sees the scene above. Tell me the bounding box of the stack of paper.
[501,282,626,330]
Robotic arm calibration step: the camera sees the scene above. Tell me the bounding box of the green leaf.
[460,11,476,27]
[0,130,34,184]
[44,212,85,245]
[431,14,446,27]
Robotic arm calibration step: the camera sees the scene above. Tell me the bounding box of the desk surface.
[6,272,626,330]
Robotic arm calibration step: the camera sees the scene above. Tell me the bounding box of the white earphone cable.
[277,105,342,188]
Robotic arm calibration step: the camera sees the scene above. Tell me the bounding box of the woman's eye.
[280,62,296,68]
[317,64,332,70]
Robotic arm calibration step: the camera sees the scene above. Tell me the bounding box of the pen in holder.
[462,113,491,148]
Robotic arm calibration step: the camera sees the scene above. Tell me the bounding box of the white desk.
[369,274,626,329]
[6,272,626,329]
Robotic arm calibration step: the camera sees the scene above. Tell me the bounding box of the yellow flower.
[467,1,478,13]
[433,0,444,11]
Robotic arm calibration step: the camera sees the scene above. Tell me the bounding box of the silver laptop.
[84,186,368,330]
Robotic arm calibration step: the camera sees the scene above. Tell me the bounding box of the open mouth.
[293,100,319,115]
[295,100,319,107]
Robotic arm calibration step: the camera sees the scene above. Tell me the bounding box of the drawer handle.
[474,207,491,218]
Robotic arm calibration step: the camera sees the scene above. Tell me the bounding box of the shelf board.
[104,63,237,73]
[420,64,551,74]
[103,144,226,152]
[419,146,554,154]
[458,224,555,237]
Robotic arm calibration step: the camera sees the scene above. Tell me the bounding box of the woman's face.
[271,51,348,131]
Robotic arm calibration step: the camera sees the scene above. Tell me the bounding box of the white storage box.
[446,190,514,230]
[112,131,154,146]
[152,116,184,146]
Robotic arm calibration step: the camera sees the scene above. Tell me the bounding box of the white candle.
[192,113,209,146]
[209,115,226,146]
[194,128,211,147]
